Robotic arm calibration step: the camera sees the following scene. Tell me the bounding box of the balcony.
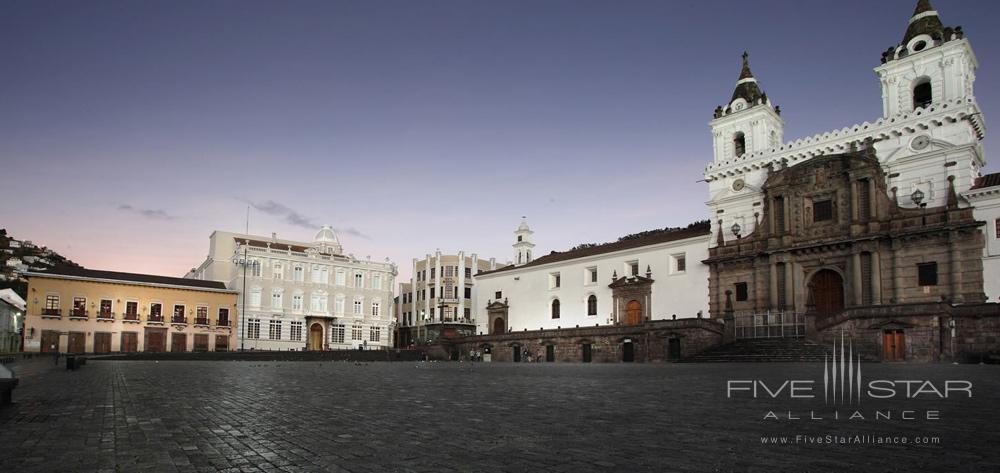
[148,314,164,324]
[41,308,62,318]
[194,317,210,326]
[123,312,140,323]
[171,316,188,325]
[97,311,114,321]
[70,309,89,320]
[217,319,230,327]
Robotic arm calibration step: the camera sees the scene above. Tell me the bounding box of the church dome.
[314,225,340,244]
[517,218,531,232]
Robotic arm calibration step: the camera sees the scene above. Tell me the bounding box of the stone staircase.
[681,338,831,363]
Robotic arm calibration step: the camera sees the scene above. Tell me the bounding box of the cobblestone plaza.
[1,359,998,472]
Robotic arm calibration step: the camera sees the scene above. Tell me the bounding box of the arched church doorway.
[625,300,642,326]
[810,269,845,315]
[308,323,324,351]
[493,317,505,335]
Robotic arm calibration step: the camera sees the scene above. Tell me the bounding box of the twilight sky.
[1,0,998,284]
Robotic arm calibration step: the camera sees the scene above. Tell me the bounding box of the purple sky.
[2,0,998,283]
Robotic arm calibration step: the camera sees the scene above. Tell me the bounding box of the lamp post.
[949,318,957,364]
[731,222,742,240]
[911,189,927,225]
[232,243,260,352]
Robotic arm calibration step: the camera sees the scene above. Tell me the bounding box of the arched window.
[733,132,746,157]
[587,295,597,316]
[913,78,932,109]
[551,299,560,319]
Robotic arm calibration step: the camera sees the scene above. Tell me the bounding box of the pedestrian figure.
[51,344,59,365]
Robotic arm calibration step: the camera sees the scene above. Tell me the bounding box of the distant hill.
[0,228,82,299]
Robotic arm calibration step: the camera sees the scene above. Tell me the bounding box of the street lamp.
[232,243,260,352]
[731,222,742,239]
[948,318,957,364]
[911,189,927,225]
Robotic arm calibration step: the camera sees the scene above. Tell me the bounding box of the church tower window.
[733,132,746,157]
[913,78,932,109]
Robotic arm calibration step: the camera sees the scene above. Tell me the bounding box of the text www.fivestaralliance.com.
[761,434,941,445]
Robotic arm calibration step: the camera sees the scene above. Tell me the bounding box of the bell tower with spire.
[706,52,784,247]
[513,217,535,266]
[709,52,784,164]
[875,0,978,118]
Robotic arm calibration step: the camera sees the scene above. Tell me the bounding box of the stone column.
[950,231,964,303]
[891,242,902,303]
[872,250,883,304]
[784,262,795,311]
[723,290,735,343]
[769,262,778,309]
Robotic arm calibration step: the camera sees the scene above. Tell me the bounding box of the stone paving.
[1,358,998,472]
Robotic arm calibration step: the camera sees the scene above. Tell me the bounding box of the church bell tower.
[513,217,535,266]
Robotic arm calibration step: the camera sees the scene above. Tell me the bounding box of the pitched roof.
[477,222,711,277]
[27,266,230,291]
[730,52,766,105]
[971,173,1000,190]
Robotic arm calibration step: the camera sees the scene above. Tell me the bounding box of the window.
[913,79,932,109]
[311,265,322,283]
[465,267,472,278]
[733,132,746,157]
[588,267,598,284]
[290,321,303,341]
[353,299,363,315]
[72,297,86,317]
[292,294,303,310]
[218,308,230,326]
[247,319,261,339]
[196,306,208,324]
[776,263,787,309]
[370,327,381,342]
[269,320,282,340]
[273,262,284,280]
[371,301,380,317]
[331,324,345,344]
[464,287,472,299]
[551,299,560,319]
[444,285,453,299]
[463,308,471,319]
[271,291,282,309]
[352,325,363,341]
[310,294,320,311]
[293,266,304,282]
[149,303,162,321]
[373,274,382,290]
[587,295,597,316]
[354,273,363,288]
[44,294,60,314]
[550,272,561,289]
[674,254,687,273]
[628,261,639,276]
[813,200,833,222]
[251,260,262,277]
[444,266,454,277]
[249,288,261,307]
[335,295,345,315]
[173,304,185,323]
[918,262,938,286]
[430,268,436,279]
[495,291,502,299]
[995,218,1000,239]
[430,288,435,299]
[99,299,112,318]
[735,282,748,301]
[125,301,139,319]
[517,235,523,242]
[335,269,346,286]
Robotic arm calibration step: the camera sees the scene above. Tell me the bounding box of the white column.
[457,251,466,321]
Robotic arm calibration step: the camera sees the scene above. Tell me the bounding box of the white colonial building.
[395,250,500,346]
[474,219,711,335]
[186,226,397,351]
[965,174,1000,301]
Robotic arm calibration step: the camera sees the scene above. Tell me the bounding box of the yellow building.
[23,268,239,354]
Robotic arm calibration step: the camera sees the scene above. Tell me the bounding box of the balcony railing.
[70,309,89,319]
[97,311,114,320]
[734,310,805,339]
[194,317,209,326]
[217,319,230,327]
[148,314,164,323]
[171,316,187,324]
[42,308,62,317]
[123,312,140,321]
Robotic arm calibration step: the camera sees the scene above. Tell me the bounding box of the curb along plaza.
[3,1,1000,472]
